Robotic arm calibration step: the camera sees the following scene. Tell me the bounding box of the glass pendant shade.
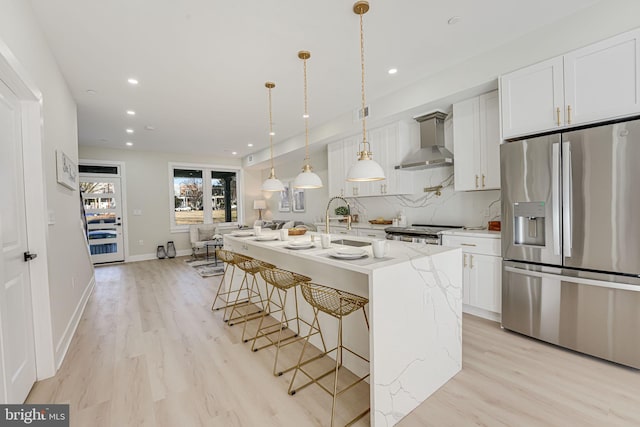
[294,164,323,189]
[262,167,285,192]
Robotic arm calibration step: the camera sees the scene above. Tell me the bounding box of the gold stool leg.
[226,271,255,324]
[211,262,234,311]
[330,315,343,427]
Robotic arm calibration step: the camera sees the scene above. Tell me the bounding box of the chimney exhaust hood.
[395,111,453,170]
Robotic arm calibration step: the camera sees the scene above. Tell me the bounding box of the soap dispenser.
[398,210,407,227]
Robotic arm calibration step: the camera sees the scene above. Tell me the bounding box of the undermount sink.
[330,239,371,247]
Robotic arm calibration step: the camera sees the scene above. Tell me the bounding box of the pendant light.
[346,0,385,182]
[293,50,323,189]
[262,81,285,192]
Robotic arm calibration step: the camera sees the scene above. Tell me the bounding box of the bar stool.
[210,249,241,312]
[288,282,370,427]
[252,267,326,377]
[227,256,275,342]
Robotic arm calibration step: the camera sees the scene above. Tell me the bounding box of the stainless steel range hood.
[395,111,453,170]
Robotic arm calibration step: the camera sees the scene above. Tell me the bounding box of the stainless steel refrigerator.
[501,118,640,369]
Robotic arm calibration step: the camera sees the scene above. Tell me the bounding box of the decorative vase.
[157,245,166,259]
[166,241,176,258]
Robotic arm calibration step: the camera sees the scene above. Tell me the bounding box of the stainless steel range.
[385,224,463,245]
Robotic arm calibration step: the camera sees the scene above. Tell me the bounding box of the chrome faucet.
[325,196,351,234]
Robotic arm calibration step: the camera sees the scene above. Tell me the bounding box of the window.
[170,163,241,231]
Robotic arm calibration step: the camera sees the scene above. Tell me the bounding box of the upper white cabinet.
[327,121,416,198]
[327,140,346,197]
[453,90,500,191]
[501,28,640,139]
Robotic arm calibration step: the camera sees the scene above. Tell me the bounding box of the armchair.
[189,224,220,258]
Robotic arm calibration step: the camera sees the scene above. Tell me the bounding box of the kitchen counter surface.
[440,229,501,239]
[224,231,462,427]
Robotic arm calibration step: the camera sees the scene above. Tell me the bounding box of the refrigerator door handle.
[504,266,640,292]
[552,143,561,255]
[562,141,572,257]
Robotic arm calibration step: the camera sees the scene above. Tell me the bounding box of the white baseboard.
[126,248,191,263]
[55,275,96,369]
[463,304,501,323]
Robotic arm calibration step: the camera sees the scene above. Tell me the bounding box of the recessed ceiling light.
[269,132,275,136]
[144,125,155,131]
[127,78,139,85]
[302,114,310,119]
[126,128,134,134]
[247,143,254,147]
[388,68,398,75]
[448,16,461,25]
[126,110,136,116]
[125,142,133,146]
[231,151,237,155]
[86,89,97,95]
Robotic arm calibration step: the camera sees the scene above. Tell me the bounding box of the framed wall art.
[278,182,291,212]
[292,187,305,213]
[56,150,78,190]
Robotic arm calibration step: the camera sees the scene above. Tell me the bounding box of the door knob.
[24,251,38,262]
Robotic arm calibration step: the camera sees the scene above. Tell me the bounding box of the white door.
[80,176,125,263]
[0,78,37,403]
[500,56,564,139]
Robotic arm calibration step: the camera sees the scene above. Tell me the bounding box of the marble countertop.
[224,231,458,275]
[440,229,501,239]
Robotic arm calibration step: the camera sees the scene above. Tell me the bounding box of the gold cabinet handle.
[461,243,477,247]
[475,175,479,188]
[482,174,486,188]
[463,254,467,268]
[469,254,474,269]
[567,105,572,125]
[556,107,561,126]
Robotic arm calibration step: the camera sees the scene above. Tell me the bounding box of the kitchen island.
[223,232,462,426]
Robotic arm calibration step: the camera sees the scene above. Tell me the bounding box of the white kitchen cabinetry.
[328,225,358,236]
[357,228,387,239]
[327,121,416,198]
[441,232,501,322]
[501,28,640,139]
[327,141,345,197]
[453,90,500,191]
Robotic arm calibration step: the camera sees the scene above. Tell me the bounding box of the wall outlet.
[138,240,144,245]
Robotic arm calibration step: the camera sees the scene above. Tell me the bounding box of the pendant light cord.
[268,85,274,170]
[359,9,368,154]
[303,56,310,162]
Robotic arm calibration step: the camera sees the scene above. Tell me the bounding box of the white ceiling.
[30,0,599,160]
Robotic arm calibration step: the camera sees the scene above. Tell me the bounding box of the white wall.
[0,0,95,368]
[78,146,260,260]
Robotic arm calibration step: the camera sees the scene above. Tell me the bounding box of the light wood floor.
[27,257,640,426]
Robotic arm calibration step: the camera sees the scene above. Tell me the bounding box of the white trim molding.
[0,37,56,379]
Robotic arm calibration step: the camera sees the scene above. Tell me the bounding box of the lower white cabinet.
[442,232,501,321]
[357,228,386,239]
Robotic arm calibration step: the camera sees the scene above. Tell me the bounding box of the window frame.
[169,162,243,233]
